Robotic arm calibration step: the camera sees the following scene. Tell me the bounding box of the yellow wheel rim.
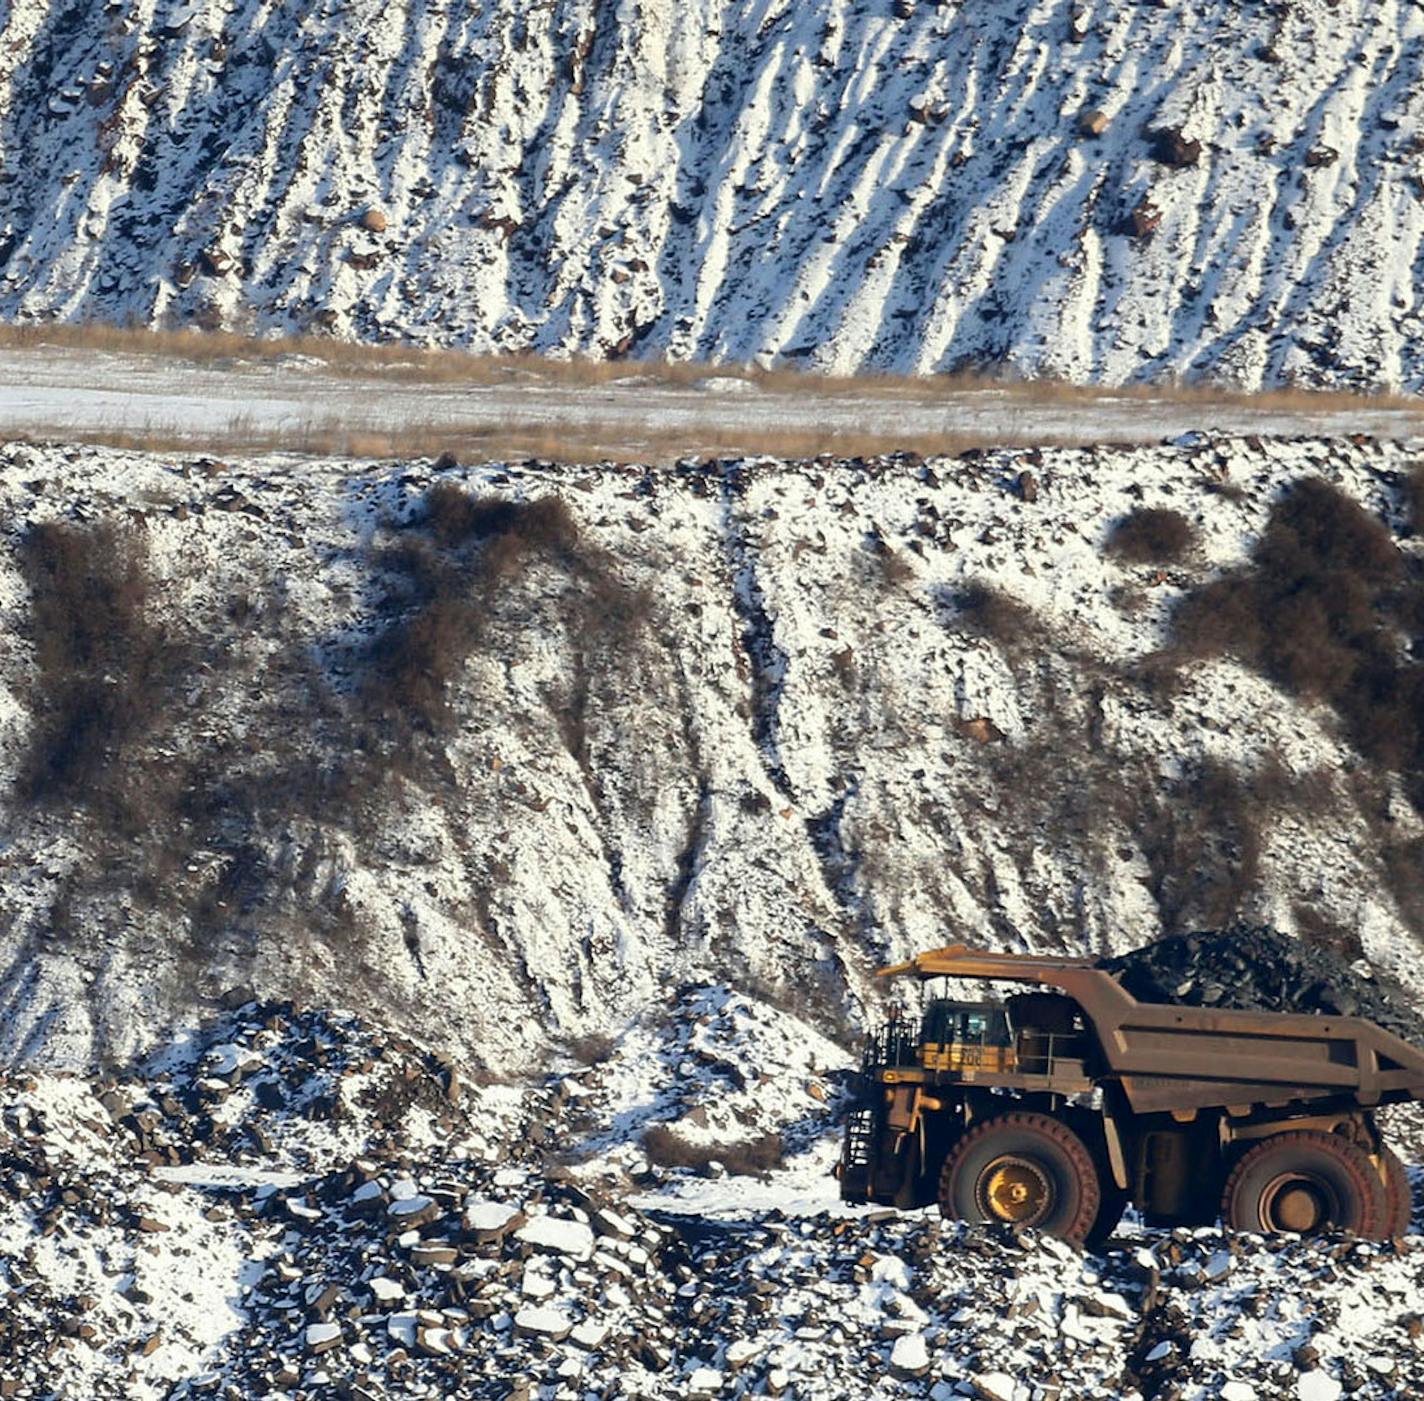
[977,1156,1052,1226]
[1261,1175,1330,1233]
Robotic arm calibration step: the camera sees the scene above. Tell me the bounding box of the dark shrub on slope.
[1105,506,1198,564]
[366,486,648,739]
[17,520,185,831]
[1173,478,1424,794]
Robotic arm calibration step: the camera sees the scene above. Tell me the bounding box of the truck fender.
[1101,1100,1130,1191]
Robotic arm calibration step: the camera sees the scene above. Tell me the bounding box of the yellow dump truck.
[838,946,1424,1245]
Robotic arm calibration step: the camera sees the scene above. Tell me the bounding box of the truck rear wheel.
[938,1111,1101,1244]
[1382,1146,1413,1238]
[1221,1131,1388,1239]
[1085,1184,1129,1252]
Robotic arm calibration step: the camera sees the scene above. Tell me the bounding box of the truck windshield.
[922,1000,1010,1046]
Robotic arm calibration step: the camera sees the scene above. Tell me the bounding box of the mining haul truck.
[838,946,1424,1245]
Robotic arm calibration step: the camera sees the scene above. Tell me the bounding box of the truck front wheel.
[938,1111,1102,1244]
[1221,1131,1388,1239]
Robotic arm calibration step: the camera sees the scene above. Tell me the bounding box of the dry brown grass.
[5,420,1042,466]
[5,321,1419,467]
[1,320,1418,413]
[641,1124,785,1176]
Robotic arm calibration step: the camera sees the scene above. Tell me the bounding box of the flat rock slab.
[514,1215,595,1261]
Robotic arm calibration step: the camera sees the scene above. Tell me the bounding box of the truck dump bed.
[880,946,1424,1115]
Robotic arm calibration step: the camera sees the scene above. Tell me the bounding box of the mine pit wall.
[3,0,1424,390]
[1,432,1423,1071]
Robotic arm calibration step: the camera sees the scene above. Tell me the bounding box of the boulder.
[409,1242,458,1267]
[1150,127,1202,168]
[958,717,1006,745]
[463,1198,525,1242]
[1297,1372,1343,1401]
[386,1195,440,1229]
[304,1322,342,1355]
[592,1207,635,1240]
[1130,196,1163,239]
[972,1375,1018,1401]
[889,1332,930,1380]
[514,1306,573,1342]
[514,1214,595,1261]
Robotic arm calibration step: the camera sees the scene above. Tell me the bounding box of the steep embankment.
[2,433,1424,1070]
[1,0,1423,388]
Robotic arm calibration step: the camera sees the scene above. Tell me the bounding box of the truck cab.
[862,991,1093,1086]
[841,990,1097,1215]
[919,999,1012,1072]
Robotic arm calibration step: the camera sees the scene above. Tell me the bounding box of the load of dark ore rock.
[1098,922,1424,1046]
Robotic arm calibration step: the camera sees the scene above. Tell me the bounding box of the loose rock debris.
[0,1000,1420,1400]
[2,1147,1420,1400]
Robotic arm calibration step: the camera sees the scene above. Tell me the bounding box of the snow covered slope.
[1,0,1423,389]
[3,432,1424,1072]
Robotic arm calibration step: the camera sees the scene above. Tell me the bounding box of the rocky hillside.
[3,432,1424,1071]
[1,0,1423,389]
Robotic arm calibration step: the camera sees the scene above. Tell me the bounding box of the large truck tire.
[938,1111,1101,1244]
[1221,1131,1389,1239]
[1382,1146,1414,1238]
[1084,1183,1130,1252]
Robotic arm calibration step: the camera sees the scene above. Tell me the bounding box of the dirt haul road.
[1,344,1421,462]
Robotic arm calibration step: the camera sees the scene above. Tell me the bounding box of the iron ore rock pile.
[95,998,484,1169]
[1099,925,1424,1046]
